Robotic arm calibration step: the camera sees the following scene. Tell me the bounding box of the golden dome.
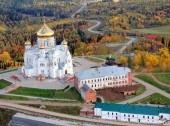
[61,39,68,45]
[25,40,31,45]
[37,22,54,37]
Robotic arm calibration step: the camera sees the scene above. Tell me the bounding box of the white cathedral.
[21,22,73,78]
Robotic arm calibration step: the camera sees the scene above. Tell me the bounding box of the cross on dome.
[37,19,54,37]
[61,34,68,45]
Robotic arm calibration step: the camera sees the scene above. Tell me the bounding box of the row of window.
[91,81,128,88]
[108,112,154,119]
[39,61,62,67]
[108,112,118,115]
[124,114,154,119]
[108,81,127,85]
[81,75,128,84]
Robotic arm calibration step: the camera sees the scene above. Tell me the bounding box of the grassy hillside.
[132,25,170,35]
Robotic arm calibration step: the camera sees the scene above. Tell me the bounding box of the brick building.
[74,66,132,103]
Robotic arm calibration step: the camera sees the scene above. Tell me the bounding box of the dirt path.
[0,99,83,107]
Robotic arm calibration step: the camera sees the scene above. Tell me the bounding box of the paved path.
[71,6,86,19]
[105,43,124,47]
[0,101,154,126]
[120,77,170,104]
[117,37,137,54]
[86,19,103,35]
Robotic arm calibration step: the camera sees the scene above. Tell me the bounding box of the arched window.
[40,63,45,66]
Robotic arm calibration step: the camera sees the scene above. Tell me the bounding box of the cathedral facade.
[21,22,73,78]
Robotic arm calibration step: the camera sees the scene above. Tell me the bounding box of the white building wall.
[79,74,129,89]
[37,37,55,48]
[159,113,170,120]
[94,110,166,124]
[101,111,120,120]
[138,114,160,123]
[94,108,102,117]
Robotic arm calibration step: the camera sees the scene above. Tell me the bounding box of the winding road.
[71,5,103,35]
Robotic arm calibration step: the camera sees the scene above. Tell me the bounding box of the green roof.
[95,103,170,116]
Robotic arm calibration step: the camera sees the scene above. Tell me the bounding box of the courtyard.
[0,57,104,89]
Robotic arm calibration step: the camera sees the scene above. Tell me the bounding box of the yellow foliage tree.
[0,51,12,63]
[99,34,121,43]
[118,55,128,66]
[133,51,143,71]
[158,48,170,71]
[144,53,159,72]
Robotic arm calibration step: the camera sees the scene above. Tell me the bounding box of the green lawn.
[135,74,170,93]
[135,84,146,95]
[25,104,80,116]
[154,73,170,84]
[10,86,83,102]
[133,93,170,105]
[132,25,170,34]
[0,95,29,100]
[0,79,11,89]
[85,57,103,63]
[54,87,83,102]
[10,87,56,98]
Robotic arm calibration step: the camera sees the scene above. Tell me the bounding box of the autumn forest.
[0,0,170,72]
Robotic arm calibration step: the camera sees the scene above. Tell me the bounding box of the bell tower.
[25,40,31,51]
[61,35,68,48]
